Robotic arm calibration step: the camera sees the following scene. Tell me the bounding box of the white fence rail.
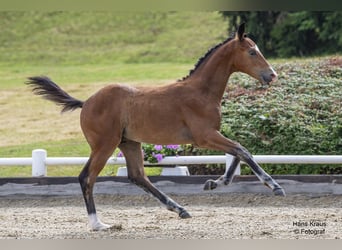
[0,149,341,177]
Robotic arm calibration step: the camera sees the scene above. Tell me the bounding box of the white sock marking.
[88,213,111,231]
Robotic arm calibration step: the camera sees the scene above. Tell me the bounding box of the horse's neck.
[187,44,234,101]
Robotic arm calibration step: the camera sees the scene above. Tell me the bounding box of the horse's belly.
[124,122,194,145]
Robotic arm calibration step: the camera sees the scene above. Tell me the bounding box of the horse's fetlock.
[223,178,231,185]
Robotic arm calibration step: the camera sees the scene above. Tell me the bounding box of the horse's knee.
[235,145,253,162]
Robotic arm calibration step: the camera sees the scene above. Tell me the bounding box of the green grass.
[0,139,90,157]
[0,11,227,89]
[0,63,192,89]
[0,12,227,66]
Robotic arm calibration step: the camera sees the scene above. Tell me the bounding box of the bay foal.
[27,23,285,231]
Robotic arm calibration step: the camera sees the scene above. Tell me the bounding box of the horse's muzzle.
[261,68,278,85]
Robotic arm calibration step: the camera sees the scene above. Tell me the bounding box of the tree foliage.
[221,11,342,57]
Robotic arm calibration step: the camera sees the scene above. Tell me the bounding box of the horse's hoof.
[273,187,286,196]
[179,210,191,219]
[203,179,217,190]
[91,222,112,231]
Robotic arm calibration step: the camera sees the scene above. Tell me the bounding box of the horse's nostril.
[270,72,278,82]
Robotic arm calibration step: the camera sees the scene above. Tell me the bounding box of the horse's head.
[231,23,277,85]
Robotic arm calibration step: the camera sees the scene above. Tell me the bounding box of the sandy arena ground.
[0,193,341,239]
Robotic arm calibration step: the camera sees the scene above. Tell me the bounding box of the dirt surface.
[0,193,341,239]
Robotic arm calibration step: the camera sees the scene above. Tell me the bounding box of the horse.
[26,23,285,231]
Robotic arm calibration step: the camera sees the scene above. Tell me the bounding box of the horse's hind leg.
[79,141,118,230]
[119,139,191,218]
[204,156,240,190]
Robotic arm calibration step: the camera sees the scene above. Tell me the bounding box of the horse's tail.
[26,76,84,113]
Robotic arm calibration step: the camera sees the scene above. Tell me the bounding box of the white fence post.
[32,149,47,177]
[225,154,240,176]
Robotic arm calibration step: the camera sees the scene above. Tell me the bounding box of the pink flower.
[117,151,124,157]
[166,145,179,150]
[152,153,164,162]
[154,145,163,151]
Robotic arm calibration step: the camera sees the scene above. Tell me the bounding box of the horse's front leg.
[197,130,285,196]
[203,156,240,190]
[119,140,191,219]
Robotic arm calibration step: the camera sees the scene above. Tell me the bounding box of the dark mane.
[179,35,235,81]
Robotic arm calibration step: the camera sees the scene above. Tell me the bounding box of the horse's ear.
[237,22,246,41]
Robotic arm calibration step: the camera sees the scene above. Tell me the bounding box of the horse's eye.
[249,49,257,56]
